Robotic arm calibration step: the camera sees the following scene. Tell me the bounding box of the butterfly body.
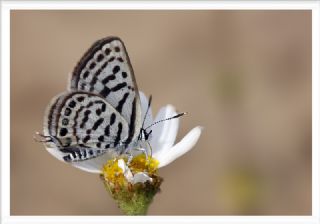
[42,37,144,162]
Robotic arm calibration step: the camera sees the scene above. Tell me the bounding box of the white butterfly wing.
[70,37,142,144]
[43,37,142,162]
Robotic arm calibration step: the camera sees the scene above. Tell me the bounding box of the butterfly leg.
[125,147,148,165]
[126,153,133,165]
[135,146,150,161]
[124,141,152,165]
[146,141,152,158]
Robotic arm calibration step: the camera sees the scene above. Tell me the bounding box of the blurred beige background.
[11,10,311,215]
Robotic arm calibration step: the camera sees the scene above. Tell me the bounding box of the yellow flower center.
[129,154,159,174]
[102,154,159,186]
[103,158,126,185]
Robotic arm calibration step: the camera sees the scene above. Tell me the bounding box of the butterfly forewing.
[70,37,141,144]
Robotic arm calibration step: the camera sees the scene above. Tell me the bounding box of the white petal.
[132,172,152,184]
[71,151,115,173]
[157,126,203,168]
[150,105,179,157]
[117,159,135,181]
[139,91,153,128]
[117,159,126,172]
[124,169,134,182]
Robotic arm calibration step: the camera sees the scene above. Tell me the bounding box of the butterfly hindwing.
[70,37,141,144]
[44,91,130,160]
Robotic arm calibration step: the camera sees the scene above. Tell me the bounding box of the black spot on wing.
[98,135,104,142]
[62,118,69,125]
[105,48,111,55]
[83,71,90,79]
[60,148,77,160]
[100,87,111,97]
[60,128,68,137]
[72,106,84,142]
[92,61,108,85]
[89,69,101,90]
[111,82,127,92]
[89,60,110,91]
[80,110,91,128]
[116,92,129,113]
[68,100,76,108]
[77,96,84,102]
[83,135,90,143]
[73,105,85,143]
[80,83,86,90]
[64,108,71,116]
[63,155,72,162]
[92,118,104,130]
[87,102,94,107]
[96,54,104,62]
[114,122,123,146]
[89,62,96,70]
[101,103,106,112]
[125,98,137,145]
[122,72,127,78]
[96,109,102,116]
[83,149,87,158]
[61,147,92,161]
[104,125,110,136]
[102,74,116,85]
[110,113,116,126]
[113,65,120,74]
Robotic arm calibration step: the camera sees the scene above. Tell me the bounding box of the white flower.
[71,91,203,173]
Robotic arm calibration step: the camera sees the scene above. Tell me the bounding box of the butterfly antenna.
[141,95,152,129]
[144,112,187,130]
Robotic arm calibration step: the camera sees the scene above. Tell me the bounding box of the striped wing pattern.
[70,36,141,145]
[43,37,142,162]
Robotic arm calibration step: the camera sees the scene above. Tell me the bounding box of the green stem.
[117,187,153,215]
[100,174,163,215]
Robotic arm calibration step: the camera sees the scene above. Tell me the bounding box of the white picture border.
[1,1,319,224]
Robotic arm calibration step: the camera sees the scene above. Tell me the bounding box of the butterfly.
[36,37,185,164]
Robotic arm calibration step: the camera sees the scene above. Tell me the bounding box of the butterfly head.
[138,128,152,141]
[139,94,187,142]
